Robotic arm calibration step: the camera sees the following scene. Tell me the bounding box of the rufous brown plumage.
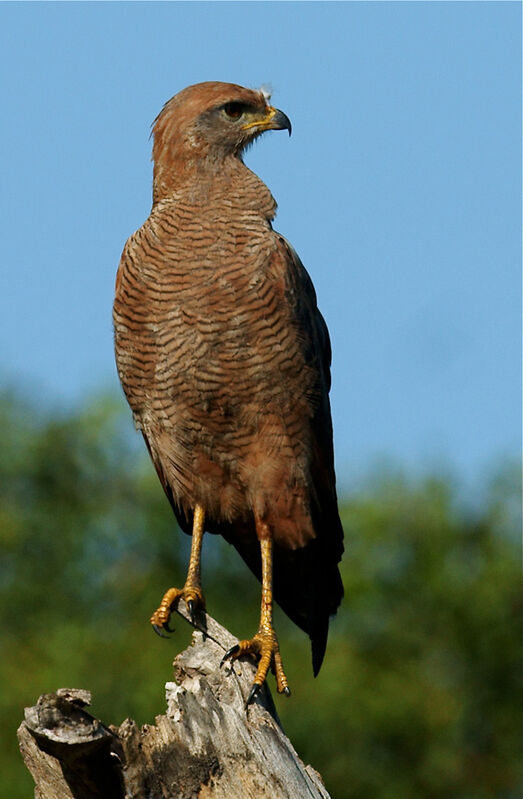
[113,81,344,699]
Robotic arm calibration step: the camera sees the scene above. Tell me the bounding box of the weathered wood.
[18,607,331,798]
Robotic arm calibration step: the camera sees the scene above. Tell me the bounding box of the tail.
[272,541,344,675]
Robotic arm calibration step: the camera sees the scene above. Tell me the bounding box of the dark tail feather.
[272,546,343,676]
[311,620,329,677]
[309,564,344,675]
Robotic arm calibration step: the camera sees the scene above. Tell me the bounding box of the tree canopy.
[0,391,520,798]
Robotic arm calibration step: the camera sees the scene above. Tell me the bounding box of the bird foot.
[221,629,291,704]
[150,585,205,635]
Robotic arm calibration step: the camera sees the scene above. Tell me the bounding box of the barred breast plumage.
[113,82,344,683]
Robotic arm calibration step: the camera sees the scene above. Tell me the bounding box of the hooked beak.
[242,106,292,136]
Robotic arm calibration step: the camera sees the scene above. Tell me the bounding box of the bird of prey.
[113,82,344,703]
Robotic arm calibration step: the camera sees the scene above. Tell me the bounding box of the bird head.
[151,82,291,201]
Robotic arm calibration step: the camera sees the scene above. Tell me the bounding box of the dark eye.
[223,102,245,120]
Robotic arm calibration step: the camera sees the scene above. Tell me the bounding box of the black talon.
[245,683,261,707]
[283,686,291,697]
[187,600,196,623]
[152,624,170,639]
[220,644,239,667]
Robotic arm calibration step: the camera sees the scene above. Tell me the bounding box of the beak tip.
[272,108,292,137]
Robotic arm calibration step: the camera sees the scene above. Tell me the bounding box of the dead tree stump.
[17,607,331,798]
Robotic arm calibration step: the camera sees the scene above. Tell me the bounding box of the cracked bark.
[17,606,331,799]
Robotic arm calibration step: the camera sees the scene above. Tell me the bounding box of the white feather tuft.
[259,83,273,103]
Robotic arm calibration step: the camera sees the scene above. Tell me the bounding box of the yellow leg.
[221,526,290,705]
[150,504,206,634]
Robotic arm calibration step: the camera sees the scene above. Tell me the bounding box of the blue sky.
[0,2,520,493]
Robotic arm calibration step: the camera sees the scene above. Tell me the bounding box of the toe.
[220,644,240,666]
[272,649,290,695]
[245,683,261,707]
[152,624,171,639]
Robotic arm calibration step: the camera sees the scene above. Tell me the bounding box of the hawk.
[113,82,344,703]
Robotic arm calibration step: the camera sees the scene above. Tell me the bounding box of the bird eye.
[223,102,245,120]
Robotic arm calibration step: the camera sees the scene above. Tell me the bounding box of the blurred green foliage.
[0,391,520,798]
